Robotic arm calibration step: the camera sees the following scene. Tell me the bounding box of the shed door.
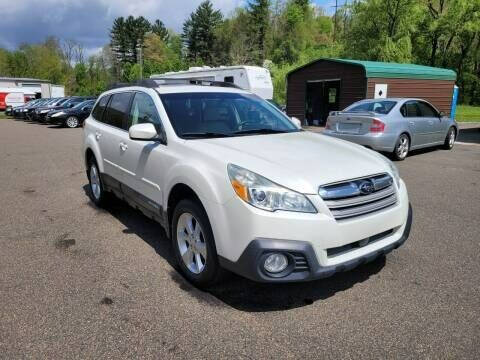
[305,80,341,126]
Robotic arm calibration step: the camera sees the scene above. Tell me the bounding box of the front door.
[116,91,166,213]
[305,80,341,126]
[404,101,431,147]
[417,101,445,143]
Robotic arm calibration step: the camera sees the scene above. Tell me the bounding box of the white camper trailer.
[151,66,274,100]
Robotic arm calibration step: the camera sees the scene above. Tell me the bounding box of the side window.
[417,101,438,117]
[91,95,110,122]
[127,92,161,128]
[224,76,234,83]
[104,92,133,129]
[400,104,407,117]
[405,101,421,117]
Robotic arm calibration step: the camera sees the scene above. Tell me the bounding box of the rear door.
[95,92,133,187]
[402,101,430,147]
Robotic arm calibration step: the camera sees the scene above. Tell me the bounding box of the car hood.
[187,131,392,194]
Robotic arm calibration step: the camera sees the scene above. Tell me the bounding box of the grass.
[455,105,480,122]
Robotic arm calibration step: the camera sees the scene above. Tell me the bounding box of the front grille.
[327,229,394,257]
[319,173,397,220]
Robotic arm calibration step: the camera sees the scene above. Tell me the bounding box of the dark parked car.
[48,99,96,128]
[33,97,70,122]
[14,99,47,119]
[25,98,57,120]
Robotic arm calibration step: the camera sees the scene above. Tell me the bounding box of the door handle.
[428,120,433,125]
[409,121,415,126]
[119,142,128,151]
[95,132,102,140]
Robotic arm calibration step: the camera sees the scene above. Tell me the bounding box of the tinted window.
[405,102,421,117]
[92,95,110,121]
[224,76,234,83]
[417,101,438,117]
[128,92,161,128]
[104,92,132,128]
[346,100,397,114]
[160,92,297,138]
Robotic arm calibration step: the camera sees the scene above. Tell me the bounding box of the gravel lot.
[1,119,479,359]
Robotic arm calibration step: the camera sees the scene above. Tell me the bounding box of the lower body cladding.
[211,180,411,283]
[322,130,397,152]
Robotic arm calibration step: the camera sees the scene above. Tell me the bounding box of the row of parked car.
[8,96,96,128]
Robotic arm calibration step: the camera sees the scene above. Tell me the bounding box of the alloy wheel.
[449,129,455,147]
[176,213,207,274]
[89,164,101,200]
[66,116,78,128]
[397,135,409,159]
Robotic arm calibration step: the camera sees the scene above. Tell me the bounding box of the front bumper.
[219,204,412,282]
[323,130,397,152]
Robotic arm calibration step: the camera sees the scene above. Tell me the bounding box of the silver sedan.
[322,98,458,160]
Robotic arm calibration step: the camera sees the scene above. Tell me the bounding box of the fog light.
[264,253,288,273]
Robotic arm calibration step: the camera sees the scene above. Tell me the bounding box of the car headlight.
[227,164,317,213]
[40,109,49,113]
[23,109,28,112]
[52,111,65,117]
[386,159,400,188]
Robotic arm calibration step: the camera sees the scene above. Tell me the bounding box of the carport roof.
[289,58,457,81]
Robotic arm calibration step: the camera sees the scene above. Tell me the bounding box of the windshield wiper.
[181,132,233,139]
[233,128,291,135]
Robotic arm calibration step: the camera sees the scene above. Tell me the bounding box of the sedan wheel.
[176,213,207,274]
[443,127,456,150]
[394,134,409,161]
[66,116,79,128]
[89,163,102,201]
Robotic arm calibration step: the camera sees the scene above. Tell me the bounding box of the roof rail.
[154,78,242,89]
[107,79,159,90]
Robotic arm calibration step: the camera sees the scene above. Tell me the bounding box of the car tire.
[443,127,456,150]
[171,199,223,288]
[392,133,410,161]
[66,116,79,128]
[87,157,110,208]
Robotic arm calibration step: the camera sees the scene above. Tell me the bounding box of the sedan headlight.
[52,111,65,117]
[40,109,50,113]
[227,164,316,213]
[22,109,28,112]
[386,159,400,188]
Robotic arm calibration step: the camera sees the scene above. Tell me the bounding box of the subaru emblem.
[358,180,374,195]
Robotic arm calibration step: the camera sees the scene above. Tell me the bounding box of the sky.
[0,0,342,56]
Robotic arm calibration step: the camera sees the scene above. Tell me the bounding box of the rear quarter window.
[103,92,133,129]
[91,95,110,122]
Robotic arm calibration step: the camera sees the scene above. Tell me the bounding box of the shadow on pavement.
[457,127,480,144]
[82,184,386,312]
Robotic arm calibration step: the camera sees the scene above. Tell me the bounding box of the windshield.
[72,100,93,109]
[345,100,397,114]
[159,92,298,139]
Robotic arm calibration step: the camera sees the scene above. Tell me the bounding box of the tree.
[182,0,223,64]
[247,0,270,64]
[152,19,169,42]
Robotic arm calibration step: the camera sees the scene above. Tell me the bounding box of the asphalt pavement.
[0,118,479,359]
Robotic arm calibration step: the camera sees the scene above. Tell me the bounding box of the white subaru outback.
[83,80,412,287]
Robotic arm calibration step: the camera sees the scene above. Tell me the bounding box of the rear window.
[103,92,132,128]
[92,95,110,121]
[346,100,397,114]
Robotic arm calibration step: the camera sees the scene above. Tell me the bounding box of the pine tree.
[152,19,169,42]
[247,0,270,65]
[182,0,223,64]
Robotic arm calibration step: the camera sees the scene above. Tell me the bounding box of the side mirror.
[439,111,445,118]
[290,116,302,129]
[129,123,159,141]
[69,103,75,108]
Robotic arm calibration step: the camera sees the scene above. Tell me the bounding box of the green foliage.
[182,0,223,64]
[0,0,479,104]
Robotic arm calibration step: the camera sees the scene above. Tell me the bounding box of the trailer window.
[224,76,234,83]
